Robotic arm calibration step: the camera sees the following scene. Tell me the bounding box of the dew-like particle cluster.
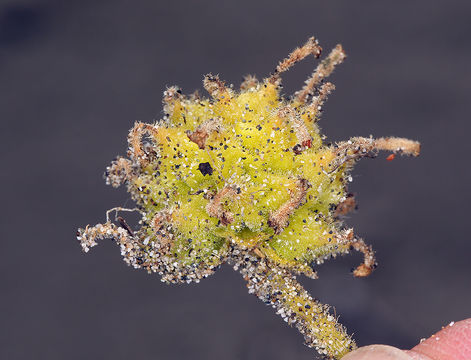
[77,37,420,359]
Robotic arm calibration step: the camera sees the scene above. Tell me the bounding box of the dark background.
[1,1,470,359]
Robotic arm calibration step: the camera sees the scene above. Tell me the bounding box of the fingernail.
[343,345,413,359]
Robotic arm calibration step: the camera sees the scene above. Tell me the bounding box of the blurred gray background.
[1,1,470,359]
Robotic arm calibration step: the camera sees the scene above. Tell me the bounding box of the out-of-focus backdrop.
[1,1,470,359]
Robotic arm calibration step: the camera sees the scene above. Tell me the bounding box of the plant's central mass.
[77,37,420,359]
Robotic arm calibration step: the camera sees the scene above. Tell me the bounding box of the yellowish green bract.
[138,80,344,270]
[77,37,420,359]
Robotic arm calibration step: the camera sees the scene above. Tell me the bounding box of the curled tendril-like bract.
[77,37,420,359]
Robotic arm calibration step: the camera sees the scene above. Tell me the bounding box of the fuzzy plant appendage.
[77,37,420,359]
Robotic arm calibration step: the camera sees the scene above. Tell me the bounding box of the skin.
[342,318,471,360]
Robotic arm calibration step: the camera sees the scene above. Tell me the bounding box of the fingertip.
[408,318,471,360]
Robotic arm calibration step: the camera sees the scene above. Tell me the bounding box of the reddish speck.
[302,139,312,148]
